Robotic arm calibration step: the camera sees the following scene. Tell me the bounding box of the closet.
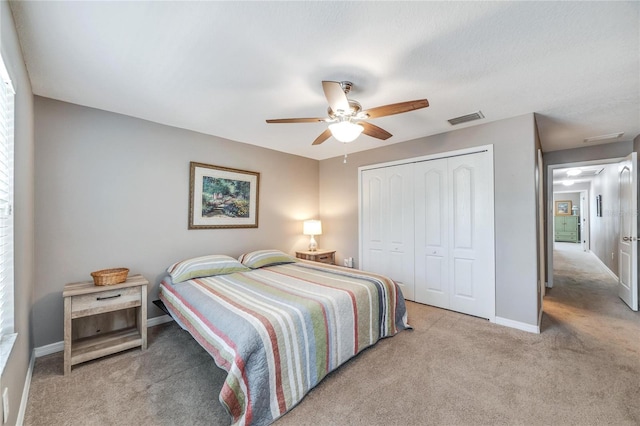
[360,147,495,320]
[361,163,415,300]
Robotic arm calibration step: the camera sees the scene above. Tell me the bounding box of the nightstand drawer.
[71,286,141,319]
[295,249,336,265]
[315,253,333,263]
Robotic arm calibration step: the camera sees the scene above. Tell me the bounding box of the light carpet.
[24,249,640,425]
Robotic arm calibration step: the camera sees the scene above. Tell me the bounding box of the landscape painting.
[189,162,260,229]
[555,200,571,216]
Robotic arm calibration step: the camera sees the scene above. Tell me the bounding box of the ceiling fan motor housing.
[340,81,353,94]
[328,100,362,119]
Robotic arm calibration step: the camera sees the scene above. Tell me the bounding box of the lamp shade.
[303,220,322,236]
[328,121,364,143]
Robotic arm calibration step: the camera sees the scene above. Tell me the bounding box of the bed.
[159,250,410,425]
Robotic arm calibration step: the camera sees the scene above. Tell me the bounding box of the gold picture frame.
[189,162,260,229]
[555,200,572,216]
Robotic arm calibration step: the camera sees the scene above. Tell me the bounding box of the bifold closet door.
[414,158,449,308]
[361,164,415,300]
[414,151,495,319]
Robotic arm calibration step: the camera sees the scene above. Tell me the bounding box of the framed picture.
[189,162,260,229]
[555,200,572,216]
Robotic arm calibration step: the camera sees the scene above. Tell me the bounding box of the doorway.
[546,155,638,312]
[547,159,619,289]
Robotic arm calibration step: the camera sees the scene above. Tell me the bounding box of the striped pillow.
[238,249,297,269]
[167,254,250,283]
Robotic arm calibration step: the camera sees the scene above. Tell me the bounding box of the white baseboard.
[34,314,174,358]
[147,314,173,327]
[17,350,35,426]
[589,250,618,281]
[33,341,63,358]
[494,316,540,334]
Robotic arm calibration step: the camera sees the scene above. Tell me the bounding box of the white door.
[414,158,449,307]
[361,168,385,276]
[414,151,495,319]
[361,164,415,300]
[618,152,638,311]
[448,152,495,318]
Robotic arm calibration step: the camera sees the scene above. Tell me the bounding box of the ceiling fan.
[266,81,429,146]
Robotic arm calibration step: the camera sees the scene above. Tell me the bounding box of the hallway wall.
[590,164,620,275]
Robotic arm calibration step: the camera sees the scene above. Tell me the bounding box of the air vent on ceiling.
[583,132,624,144]
[448,111,485,126]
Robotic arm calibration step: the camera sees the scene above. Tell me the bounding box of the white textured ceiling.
[552,165,607,185]
[9,1,640,160]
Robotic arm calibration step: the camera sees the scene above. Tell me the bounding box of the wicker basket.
[90,268,129,286]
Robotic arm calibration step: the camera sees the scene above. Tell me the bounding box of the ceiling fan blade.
[363,99,429,119]
[322,81,350,114]
[266,117,326,124]
[312,128,333,145]
[360,122,392,140]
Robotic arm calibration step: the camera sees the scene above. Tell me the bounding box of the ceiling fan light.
[329,121,364,143]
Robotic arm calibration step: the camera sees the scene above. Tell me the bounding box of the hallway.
[544,243,640,371]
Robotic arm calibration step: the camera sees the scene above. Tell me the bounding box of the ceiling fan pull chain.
[343,143,348,164]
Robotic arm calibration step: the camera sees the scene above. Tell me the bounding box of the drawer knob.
[96,294,122,301]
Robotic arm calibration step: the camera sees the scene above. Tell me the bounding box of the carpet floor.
[25,248,640,425]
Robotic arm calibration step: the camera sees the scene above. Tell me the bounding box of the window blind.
[0,57,15,340]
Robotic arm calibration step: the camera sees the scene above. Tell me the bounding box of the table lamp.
[303,220,322,251]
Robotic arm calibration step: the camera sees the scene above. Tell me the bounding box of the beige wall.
[590,164,621,275]
[319,114,540,326]
[33,97,319,347]
[553,192,581,216]
[1,1,35,425]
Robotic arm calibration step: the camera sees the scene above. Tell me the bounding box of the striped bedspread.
[159,261,410,425]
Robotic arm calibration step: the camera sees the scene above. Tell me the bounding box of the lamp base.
[308,235,318,251]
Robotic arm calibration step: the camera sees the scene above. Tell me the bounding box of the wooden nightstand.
[63,274,148,375]
[295,249,336,265]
